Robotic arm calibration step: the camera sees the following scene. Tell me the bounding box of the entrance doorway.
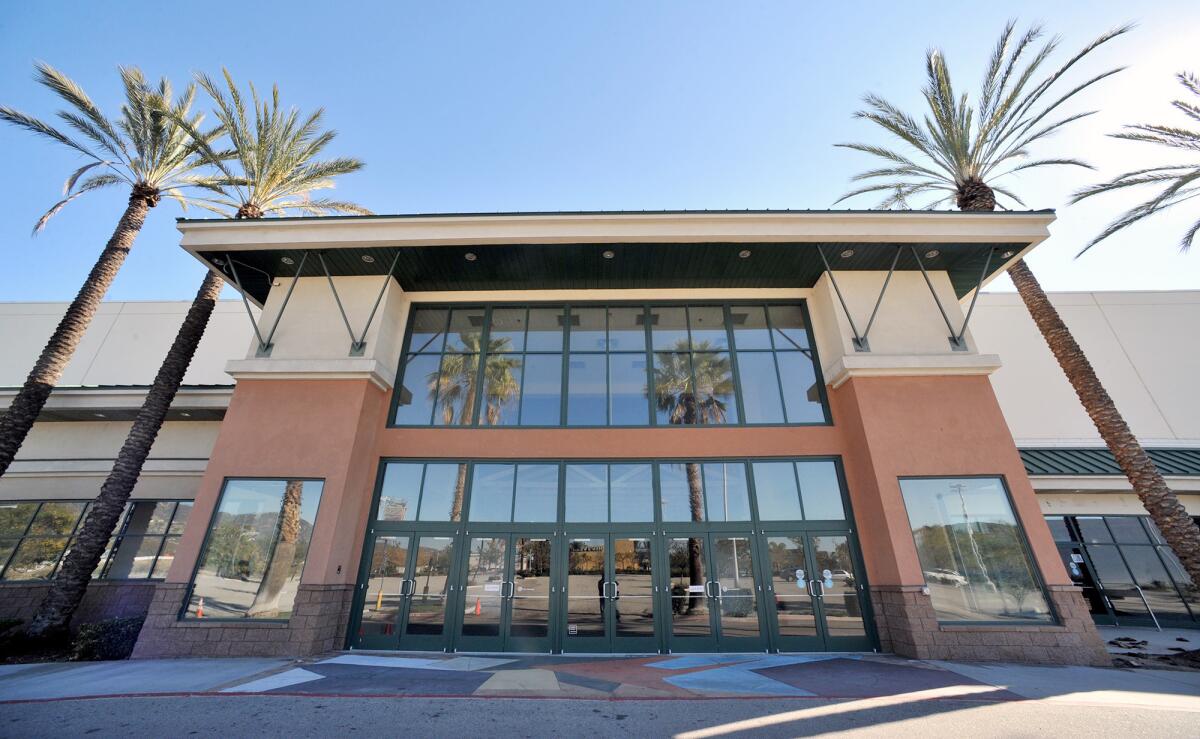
[349,458,877,654]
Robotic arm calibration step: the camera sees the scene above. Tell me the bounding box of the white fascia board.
[0,386,233,412]
[1030,475,1200,492]
[178,211,1055,252]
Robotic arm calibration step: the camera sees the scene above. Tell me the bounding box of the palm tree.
[654,340,733,609]
[1073,71,1200,252]
[0,64,224,479]
[835,21,1200,585]
[429,333,522,522]
[1066,71,1200,581]
[25,71,370,637]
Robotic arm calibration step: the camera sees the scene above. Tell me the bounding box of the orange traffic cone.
[197,597,204,618]
[475,597,482,616]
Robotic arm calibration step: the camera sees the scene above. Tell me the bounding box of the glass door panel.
[611,536,658,651]
[712,536,764,646]
[564,538,607,651]
[762,536,821,650]
[355,535,408,648]
[404,536,454,647]
[666,536,715,650]
[459,536,508,647]
[1088,545,1152,619]
[809,534,869,647]
[509,537,553,650]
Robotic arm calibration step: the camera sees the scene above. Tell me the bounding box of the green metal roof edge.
[1020,447,1200,477]
[177,208,1056,224]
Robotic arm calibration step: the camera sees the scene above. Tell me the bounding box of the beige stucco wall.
[974,290,1200,447]
[1037,491,1200,517]
[0,300,252,388]
[0,421,219,501]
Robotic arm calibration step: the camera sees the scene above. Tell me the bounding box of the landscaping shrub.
[70,616,144,661]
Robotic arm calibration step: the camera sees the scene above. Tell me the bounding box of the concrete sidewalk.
[2,652,1199,712]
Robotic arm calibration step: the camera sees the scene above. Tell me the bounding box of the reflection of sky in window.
[222,479,324,525]
[470,464,515,521]
[901,477,1013,529]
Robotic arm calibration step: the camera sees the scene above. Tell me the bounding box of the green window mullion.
[651,462,663,526]
[723,304,750,426]
[768,351,792,423]
[791,461,808,520]
[560,306,572,425]
[415,463,430,521]
[642,305,655,426]
[470,306,494,427]
[508,462,519,523]
[0,502,41,578]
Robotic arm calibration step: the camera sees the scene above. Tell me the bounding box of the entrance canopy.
[178,210,1055,307]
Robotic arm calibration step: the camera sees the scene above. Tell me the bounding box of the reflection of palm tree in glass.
[247,480,303,617]
[426,332,521,522]
[654,341,732,611]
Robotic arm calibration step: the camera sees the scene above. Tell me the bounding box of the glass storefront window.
[900,477,1052,623]
[0,499,191,582]
[393,302,827,427]
[1045,514,1198,625]
[184,479,324,620]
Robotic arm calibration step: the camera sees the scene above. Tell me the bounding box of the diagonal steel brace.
[317,250,402,356]
[910,245,994,352]
[225,251,309,358]
[817,245,902,352]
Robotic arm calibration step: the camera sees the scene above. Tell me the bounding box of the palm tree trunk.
[0,188,156,479]
[1007,258,1200,584]
[685,462,706,612]
[247,479,304,616]
[25,269,221,638]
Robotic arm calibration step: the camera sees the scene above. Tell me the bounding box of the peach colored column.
[166,378,390,588]
[830,375,1069,588]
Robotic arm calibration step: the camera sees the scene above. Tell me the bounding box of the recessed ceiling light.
[738,249,752,259]
[602,250,615,260]
[840,249,855,259]
[180,412,192,418]
[93,413,106,418]
[924,250,940,259]
[1001,250,1016,258]
[464,252,477,262]
[211,257,225,266]
[361,254,375,263]
[280,256,295,265]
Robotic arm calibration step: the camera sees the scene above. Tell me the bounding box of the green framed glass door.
[455,532,556,652]
[354,533,457,650]
[759,531,871,652]
[562,533,659,653]
[663,532,767,652]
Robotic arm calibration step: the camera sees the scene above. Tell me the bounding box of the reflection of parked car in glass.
[924,569,968,587]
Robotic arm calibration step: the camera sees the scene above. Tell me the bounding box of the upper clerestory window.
[390,302,829,428]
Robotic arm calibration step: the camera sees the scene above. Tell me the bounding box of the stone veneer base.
[132,581,1109,665]
[870,584,1112,666]
[0,580,158,631]
[131,583,355,658]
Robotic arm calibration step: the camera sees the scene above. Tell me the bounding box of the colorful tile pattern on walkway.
[222,652,1021,700]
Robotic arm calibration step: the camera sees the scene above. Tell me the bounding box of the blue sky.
[1,1,1198,301]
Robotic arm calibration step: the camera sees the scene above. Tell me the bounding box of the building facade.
[2,211,1196,665]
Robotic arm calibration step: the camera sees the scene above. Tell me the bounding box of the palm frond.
[836,21,1130,210]
[33,173,123,233]
[178,68,369,219]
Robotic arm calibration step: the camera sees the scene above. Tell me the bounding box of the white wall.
[0,300,253,388]
[974,291,1200,446]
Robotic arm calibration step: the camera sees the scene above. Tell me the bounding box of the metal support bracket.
[817,245,901,352]
[224,251,309,358]
[910,245,993,352]
[317,250,401,356]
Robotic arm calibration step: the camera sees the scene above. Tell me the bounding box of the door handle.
[604,581,617,599]
[505,581,516,599]
[399,579,413,597]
